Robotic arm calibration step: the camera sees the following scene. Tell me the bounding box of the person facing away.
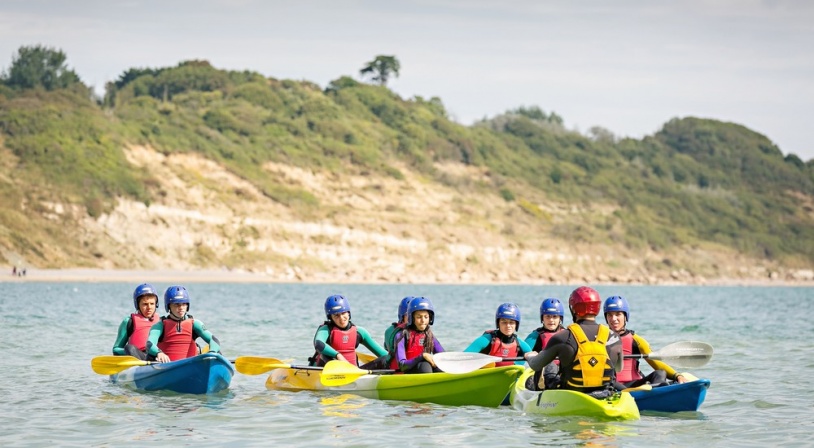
[145,286,221,363]
[603,295,686,389]
[392,296,445,373]
[464,302,536,366]
[526,286,622,398]
[112,283,160,360]
[523,298,566,390]
[309,294,388,368]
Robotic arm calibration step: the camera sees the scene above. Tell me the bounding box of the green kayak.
[510,368,640,420]
[266,364,525,407]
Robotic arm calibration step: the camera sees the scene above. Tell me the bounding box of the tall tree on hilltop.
[2,45,82,90]
[360,55,400,86]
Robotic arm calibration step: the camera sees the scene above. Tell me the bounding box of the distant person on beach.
[603,295,686,389]
[524,298,567,390]
[12,266,16,276]
[463,302,536,366]
[112,283,160,360]
[308,294,388,368]
[392,296,445,373]
[526,286,621,397]
[146,285,222,362]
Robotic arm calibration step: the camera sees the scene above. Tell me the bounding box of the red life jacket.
[485,330,518,366]
[157,317,198,361]
[616,331,642,382]
[128,312,157,351]
[537,327,564,365]
[328,325,358,366]
[389,329,429,370]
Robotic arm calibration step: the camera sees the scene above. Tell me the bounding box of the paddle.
[234,356,325,375]
[433,352,524,374]
[432,341,713,375]
[320,360,396,387]
[91,355,156,375]
[625,341,713,368]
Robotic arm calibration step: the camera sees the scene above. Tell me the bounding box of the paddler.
[463,302,536,365]
[603,295,686,389]
[523,298,567,390]
[526,286,622,398]
[145,285,222,363]
[392,296,445,373]
[308,294,388,368]
[111,283,160,360]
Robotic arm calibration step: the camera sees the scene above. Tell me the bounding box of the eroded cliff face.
[5,144,809,285]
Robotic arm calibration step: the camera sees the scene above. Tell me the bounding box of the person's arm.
[358,326,388,357]
[516,338,537,365]
[145,320,165,359]
[383,325,396,352]
[192,320,220,353]
[527,332,567,372]
[112,317,131,355]
[634,334,682,381]
[463,333,492,353]
[313,325,339,359]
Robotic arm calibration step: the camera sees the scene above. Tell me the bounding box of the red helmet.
[569,286,601,319]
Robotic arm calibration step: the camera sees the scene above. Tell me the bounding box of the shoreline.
[2,267,812,287]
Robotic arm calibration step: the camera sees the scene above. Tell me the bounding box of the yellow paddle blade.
[91,355,149,375]
[623,384,653,392]
[234,356,289,375]
[356,352,377,364]
[679,372,699,382]
[321,360,369,387]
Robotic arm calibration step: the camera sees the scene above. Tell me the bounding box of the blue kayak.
[111,353,234,394]
[629,378,711,412]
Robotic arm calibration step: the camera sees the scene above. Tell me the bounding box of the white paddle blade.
[651,341,713,368]
[432,352,502,374]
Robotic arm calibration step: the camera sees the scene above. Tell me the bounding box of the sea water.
[0,282,811,447]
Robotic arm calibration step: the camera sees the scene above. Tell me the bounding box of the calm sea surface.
[1,282,812,447]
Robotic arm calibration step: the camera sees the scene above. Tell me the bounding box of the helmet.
[568,286,601,320]
[603,295,630,322]
[539,298,564,321]
[164,285,190,312]
[407,296,435,326]
[398,296,414,321]
[324,294,351,319]
[132,283,158,310]
[495,302,521,330]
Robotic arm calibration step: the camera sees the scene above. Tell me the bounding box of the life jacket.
[157,316,198,361]
[311,324,359,367]
[536,326,564,365]
[565,323,614,390]
[616,330,642,382]
[485,330,518,366]
[389,329,429,370]
[127,312,158,351]
[328,324,358,365]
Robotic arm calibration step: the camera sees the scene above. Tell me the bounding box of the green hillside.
[1,47,812,273]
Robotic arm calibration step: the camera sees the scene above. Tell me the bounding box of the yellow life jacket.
[566,323,613,389]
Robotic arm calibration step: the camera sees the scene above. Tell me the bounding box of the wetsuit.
[112,313,159,360]
[524,325,565,390]
[527,319,621,396]
[310,322,388,367]
[393,327,444,373]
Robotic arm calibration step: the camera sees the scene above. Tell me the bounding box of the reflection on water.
[529,417,639,446]
[319,393,369,417]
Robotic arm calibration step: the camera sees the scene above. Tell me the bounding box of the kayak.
[266,364,525,407]
[510,368,640,420]
[111,353,234,394]
[629,377,711,412]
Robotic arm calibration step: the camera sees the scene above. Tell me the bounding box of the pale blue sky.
[1,1,812,160]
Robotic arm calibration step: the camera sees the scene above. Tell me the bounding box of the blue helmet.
[540,298,564,321]
[407,296,435,326]
[132,283,158,310]
[495,302,521,330]
[603,295,630,322]
[164,285,190,312]
[324,294,351,319]
[398,296,414,321]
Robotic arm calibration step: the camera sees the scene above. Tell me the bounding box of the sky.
[1,0,812,160]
